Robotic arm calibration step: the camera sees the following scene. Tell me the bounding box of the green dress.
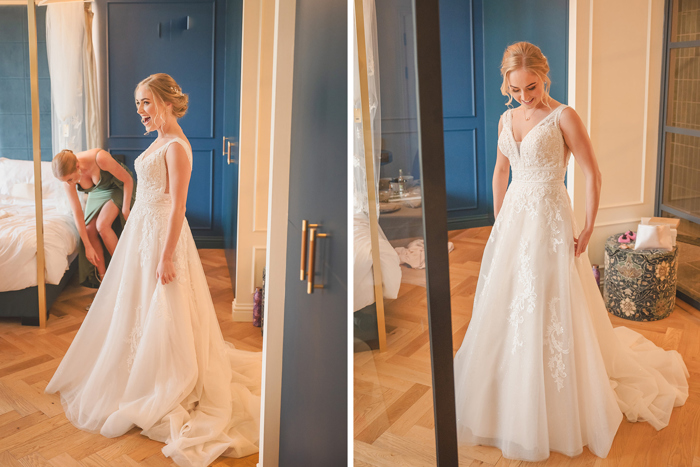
[77,161,136,288]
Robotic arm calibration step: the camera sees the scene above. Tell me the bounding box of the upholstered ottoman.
[603,233,678,321]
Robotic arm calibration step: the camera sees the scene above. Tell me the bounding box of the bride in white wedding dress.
[46,73,261,467]
[453,42,689,462]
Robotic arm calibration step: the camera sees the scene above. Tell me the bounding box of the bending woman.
[52,148,136,287]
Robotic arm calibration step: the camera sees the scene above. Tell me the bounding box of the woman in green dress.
[52,148,136,287]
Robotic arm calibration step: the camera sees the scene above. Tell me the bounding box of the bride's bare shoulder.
[559,106,584,126]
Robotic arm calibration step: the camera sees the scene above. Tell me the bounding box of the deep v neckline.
[510,104,565,146]
[139,138,178,162]
[77,162,103,192]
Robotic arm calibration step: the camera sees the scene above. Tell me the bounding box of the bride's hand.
[574,226,593,257]
[156,258,176,285]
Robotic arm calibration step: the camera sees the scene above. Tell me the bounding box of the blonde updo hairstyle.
[52,149,78,179]
[500,42,552,108]
[135,73,189,130]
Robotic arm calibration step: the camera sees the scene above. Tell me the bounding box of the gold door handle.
[227,141,237,165]
[307,227,328,294]
[222,137,238,165]
[300,220,319,280]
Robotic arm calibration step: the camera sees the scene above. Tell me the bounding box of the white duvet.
[353,213,402,311]
[0,158,79,292]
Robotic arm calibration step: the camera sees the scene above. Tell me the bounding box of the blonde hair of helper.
[52,149,78,178]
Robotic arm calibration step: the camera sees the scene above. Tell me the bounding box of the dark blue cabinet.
[440,0,490,229]
[481,0,569,214]
[100,0,234,245]
[436,0,570,229]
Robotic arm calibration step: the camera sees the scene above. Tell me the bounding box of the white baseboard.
[232,299,255,322]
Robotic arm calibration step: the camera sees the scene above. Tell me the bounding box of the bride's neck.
[156,119,180,139]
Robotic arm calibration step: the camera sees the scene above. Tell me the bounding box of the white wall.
[234,0,275,321]
[568,0,666,266]
[258,0,296,462]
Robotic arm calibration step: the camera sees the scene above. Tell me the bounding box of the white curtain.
[353,0,401,311]
[46,2,102,154]
[82,4,102,149]
[353,0,381,217]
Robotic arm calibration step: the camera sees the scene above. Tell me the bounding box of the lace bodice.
[498,104,569,183]
[134,137,193,205]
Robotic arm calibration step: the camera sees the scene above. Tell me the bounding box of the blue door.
[99,0,229,246]
[439,0,568,229]
[221,0,243,291]
[278,0,347,463]
[440,0,490,230]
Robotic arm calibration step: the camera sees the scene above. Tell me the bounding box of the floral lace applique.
[498,106,569,170]
[508,239,537,354]
[133,139,193,271]
[125,305,143,371]
[545,298,570,391]
[502,184,566,253]
[150,286,172,322]
[494,105,570,253]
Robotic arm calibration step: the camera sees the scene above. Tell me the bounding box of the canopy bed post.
[355,0,386,351]
[27,0,48,328]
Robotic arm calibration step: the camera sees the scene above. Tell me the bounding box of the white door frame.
[257,0,296,465]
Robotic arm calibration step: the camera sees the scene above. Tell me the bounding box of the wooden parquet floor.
[0,249,262,467]
[354,226,700,467]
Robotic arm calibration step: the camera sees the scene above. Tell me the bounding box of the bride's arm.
[559,107,602,257]
[156,143,191,285]
[493,116,510,219]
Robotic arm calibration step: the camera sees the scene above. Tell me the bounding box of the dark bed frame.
[0,256,78,326]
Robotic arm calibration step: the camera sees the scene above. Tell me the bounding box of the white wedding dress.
[453,105,689,461]
[46,138,261,467]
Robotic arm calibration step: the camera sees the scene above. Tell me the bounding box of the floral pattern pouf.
[603,233,678,321]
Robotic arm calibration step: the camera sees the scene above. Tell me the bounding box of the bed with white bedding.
[0,158,80,324]
[353,213,401,311]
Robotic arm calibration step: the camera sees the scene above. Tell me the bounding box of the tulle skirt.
[453,181,689,461]
[46,198,261,467]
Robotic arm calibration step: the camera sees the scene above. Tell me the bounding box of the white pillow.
[634,224,673,251]
[0,157,65,200]
[11,183,35,200]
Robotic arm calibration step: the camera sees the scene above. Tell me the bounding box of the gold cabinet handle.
[307,227,328,294]
[223,137,238,165]
[227,141,237,165]
[300,220,319,280]
[300,220,308,280]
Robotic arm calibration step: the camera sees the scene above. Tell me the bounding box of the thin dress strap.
[504,108,514,128]
[166,137,193,167]
[553,104,568,126]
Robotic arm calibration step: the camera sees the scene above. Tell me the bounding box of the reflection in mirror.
[353,0,438,464]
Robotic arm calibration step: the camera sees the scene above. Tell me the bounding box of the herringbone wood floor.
[0,249,262,467]
[354,226,700,467]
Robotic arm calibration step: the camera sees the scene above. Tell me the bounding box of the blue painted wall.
[100,0,231,245]
[376,0,568,230]
[438,0,568,228]
[0,6,52,161]
[481,0,569,213]
[439,0,490,229]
